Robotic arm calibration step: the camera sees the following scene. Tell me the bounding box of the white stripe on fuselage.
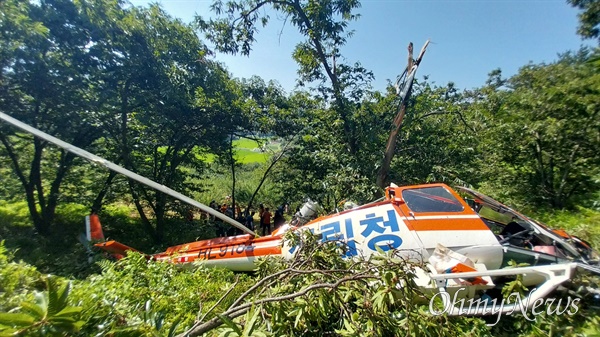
[415,230,499,248]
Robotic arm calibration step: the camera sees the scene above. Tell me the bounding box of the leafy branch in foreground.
[0,276,84,336]
[179,231,487,337]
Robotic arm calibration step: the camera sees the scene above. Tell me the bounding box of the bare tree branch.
[179,272,378,337]
[246,134,297,210]
[412,110,476,133]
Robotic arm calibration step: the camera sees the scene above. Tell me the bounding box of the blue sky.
[130,0,591,93]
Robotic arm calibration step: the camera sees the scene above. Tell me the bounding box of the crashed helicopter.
[1,110,600,317]
[91,182,600,316]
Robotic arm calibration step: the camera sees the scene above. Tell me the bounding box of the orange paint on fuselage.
[155,235,283,261]
[408,218,490,231]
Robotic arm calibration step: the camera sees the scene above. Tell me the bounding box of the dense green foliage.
[2,228,600,336]
[2,0,599,235]
[1,0,600,335]
[474,50,600,209]
[0,241,253,336]
[568,0,600,42]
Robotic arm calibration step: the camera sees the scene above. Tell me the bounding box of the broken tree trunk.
[376,40,430,189]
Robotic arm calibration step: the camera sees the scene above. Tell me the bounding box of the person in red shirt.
[261,207,272,236]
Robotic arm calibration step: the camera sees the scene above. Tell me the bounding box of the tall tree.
[273,91,381,209]
[0,0,107,234]
[89,3,245,243]
[197,0,372,156]
[477,49,600,209]
[199,0,385,208]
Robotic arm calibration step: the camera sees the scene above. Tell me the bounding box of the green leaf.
[217,314,242,336]
[48,318,85,332]
[242,306,260,336]
[167,315,182,337]
[46,276,70,316]
[53,306,82,318]
[218,328,239,337]
[19,302,45,320]
[294,307,303,328]
[0,313,35,327]
[0,328,19,337]
[72,320,85,330]
[47,316,76,324]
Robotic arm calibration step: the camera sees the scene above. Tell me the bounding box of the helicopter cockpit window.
[402,187,464,213]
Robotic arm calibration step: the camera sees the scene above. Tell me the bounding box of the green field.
[233,138,262,149]
[197,138,279,164]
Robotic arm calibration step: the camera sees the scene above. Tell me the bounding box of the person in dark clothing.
[235,210,246,235]
[273,206,285,229]
[258,204,265,233]
[214,217,225,237]
[245,210,255,231]
[209,200,217,220]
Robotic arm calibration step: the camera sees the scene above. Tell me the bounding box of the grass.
[234,138,262,149]
[234,148,270,164]
[233,138,281,164]
[0,199,231,278]
[195,138,280,164]
[0,201,96,278]
[0,200,30,227]
[532,207,600,248]
[191,162,283,209]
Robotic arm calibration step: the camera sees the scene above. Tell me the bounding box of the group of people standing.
[257,203,288,236]
[207,199,288,237]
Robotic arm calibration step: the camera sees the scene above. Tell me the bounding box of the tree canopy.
[1,1,600,336]
[1,0,599,241]
[568,0,600,42]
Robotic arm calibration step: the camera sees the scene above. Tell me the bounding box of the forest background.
[0,0,599,336]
